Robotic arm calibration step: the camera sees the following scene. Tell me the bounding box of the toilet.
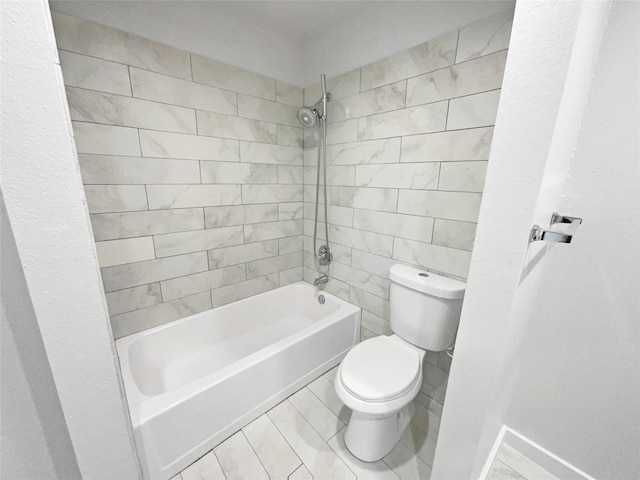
[334,263,466,462]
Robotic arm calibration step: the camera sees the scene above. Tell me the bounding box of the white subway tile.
[208,240,279,268]
[192,54,275,100]
[432,219,477,251]
[105,283,162,316]
[278,166,304,184]
[447,90,501,130]
[279,235,303,254]
[79,155,200,184]
[350,285,390,320]
[153,226,244,257]
[147,185,241,209]
[333,81,406,122]
[304,69,361,104]
[205,204,278,228]
[304,119,358,147]
[278,202,304,221]
[111,292,211,339]
[279,267,303,286]
[240,142,303,165]
[211,274,279,308]
[246,252,302,279]
[327,138,401,165]
[407,50,507,106]
[304,166,355,187]
[160,264,246,301]
[330,186,398,212]
[355,163,440,189]
[197,110,276,143]
[276,81,304,107]
[201,161,277,184]
[276,125,304,147]
[238,95,299,128]
[244,220,303,242]
[358,101,448,140]
[360,31,457,91]
[101,252,208,292]
[96,237,155,268]
[242,185,303,204]
[130,67,236,115]
[71,121,141,156]
[139,130,239,162]
[329,225,393,257]
[397,190,482,222]
[52,12,191,79]
[84,185,147,213]
[400,127,493,163]
[438,161,488,192]
[353,210,434,243]
[456,8,514,63]
[58,50,131,96]
[91,208,204,241]
[331,262,389,299]
[392,238,472,278]
[67,87,196,134]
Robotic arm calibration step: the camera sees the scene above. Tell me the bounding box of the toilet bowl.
[335,263,465,462]
[334,335,425,461]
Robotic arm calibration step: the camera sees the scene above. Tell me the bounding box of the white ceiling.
[50,1,514,88]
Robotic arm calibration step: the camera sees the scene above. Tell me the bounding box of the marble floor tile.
[180,450,226,480]
[243,414,301,479]
[176,371,446,480]
[214,431,269,480]
[289,387,345,440]
[268,400,355,480]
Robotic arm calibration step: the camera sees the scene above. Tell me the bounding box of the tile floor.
[487,443,560,480]
[173,366,443,480]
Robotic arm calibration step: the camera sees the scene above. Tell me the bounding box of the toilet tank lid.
[389,264,466,299]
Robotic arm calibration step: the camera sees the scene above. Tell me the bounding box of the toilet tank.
[389,264,466,351]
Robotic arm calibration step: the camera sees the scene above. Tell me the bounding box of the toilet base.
[344,402,415,462]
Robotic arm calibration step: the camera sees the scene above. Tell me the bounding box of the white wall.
[0,1,140,477]
[49,0,514,87]
[505,2,640,477]
[1,199,79,479]
[433,1,639,479]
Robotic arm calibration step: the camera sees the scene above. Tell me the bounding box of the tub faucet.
[314,275,329,287]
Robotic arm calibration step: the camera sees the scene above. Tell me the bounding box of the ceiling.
[50,1,514,88]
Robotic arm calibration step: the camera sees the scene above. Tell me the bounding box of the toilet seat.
[340,336,421,403]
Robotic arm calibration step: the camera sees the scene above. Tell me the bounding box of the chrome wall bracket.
[529,212,583,244]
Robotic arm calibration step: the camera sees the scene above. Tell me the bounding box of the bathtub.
[116,281,361,480]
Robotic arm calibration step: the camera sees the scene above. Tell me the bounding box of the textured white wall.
[433,1,640,478]
[0,1,140,477]
[1,199,77,479]
[505,2,640,477]
[49,0,514,87]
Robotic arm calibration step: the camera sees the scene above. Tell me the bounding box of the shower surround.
[52,6,512,363]
[52,12,305,338]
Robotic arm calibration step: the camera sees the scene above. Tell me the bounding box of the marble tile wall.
[302,9,513,409]
[53,12,304,338]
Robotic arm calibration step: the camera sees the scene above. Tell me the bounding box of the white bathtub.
[116,281,361,480]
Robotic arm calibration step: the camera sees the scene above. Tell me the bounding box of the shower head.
[297,107,318,128]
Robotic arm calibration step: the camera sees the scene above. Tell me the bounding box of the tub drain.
[318,295,325,304]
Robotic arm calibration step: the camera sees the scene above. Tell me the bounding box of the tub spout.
[314,275,329,286]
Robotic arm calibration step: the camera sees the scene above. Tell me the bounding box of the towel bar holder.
[529,212,582,244]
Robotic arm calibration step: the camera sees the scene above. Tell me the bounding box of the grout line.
[238,429,271,478]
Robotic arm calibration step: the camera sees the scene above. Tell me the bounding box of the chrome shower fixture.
[296,92,332,128]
